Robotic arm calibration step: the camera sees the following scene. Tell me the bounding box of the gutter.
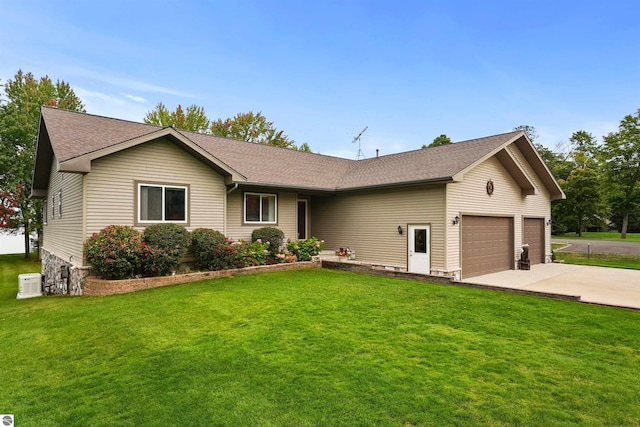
[233,177,454,194]
[227,183,239,194]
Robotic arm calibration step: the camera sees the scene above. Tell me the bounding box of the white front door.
[408,224,430,274]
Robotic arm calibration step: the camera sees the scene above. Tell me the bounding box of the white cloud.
[123,93,147,103]
[75,87,124,105]
[75,87,147,122]
[61,66,196,98]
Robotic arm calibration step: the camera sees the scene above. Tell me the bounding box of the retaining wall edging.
[83,261,321,296]
[321,261,581,302]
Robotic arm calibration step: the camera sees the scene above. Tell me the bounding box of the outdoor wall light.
[452,216,460,225]
[397,225,403,235]
[546,219,552,226]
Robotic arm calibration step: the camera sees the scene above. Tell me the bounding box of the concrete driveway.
[464,263,640,310]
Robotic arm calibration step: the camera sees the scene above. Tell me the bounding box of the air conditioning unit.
[17,273,42,299]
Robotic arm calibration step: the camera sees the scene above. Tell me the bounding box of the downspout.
[225,183,239,237]
[227,183,239,194]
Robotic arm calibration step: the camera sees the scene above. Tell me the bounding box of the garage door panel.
[462,216,513,279]
[524,218,544,264]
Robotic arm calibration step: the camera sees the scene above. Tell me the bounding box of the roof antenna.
[352,126,368,160]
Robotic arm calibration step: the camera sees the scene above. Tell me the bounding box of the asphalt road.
[553,239,640,255]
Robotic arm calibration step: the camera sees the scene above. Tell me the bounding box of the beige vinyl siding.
[311,186,446,269]
[226,189,298,242]
[85,138,226,239]
[446,147,551,272]
[42,157,85,265]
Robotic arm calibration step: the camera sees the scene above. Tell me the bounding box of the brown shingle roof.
[41,106,163,162]
[37,107,525,192]
[183,130,353,190]
[340,132,520,189]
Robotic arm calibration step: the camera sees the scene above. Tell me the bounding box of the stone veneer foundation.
[41,249,91,295]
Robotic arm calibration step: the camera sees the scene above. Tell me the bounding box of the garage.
[461,215,513,279]
[523,218,545,264]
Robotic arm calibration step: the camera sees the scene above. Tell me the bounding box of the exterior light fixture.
[397,225,403,235]
[452,216,460,225]
[546,219,552,226]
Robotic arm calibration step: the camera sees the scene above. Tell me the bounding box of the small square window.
[244,192,277,224]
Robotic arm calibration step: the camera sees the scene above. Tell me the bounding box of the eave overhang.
[229,176,454,194]
[494,149,536,196]
[453,132,565,200]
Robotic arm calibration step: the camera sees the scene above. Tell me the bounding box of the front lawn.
[1,255,639,426]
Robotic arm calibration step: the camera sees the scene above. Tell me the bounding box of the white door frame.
[408,224,431,274]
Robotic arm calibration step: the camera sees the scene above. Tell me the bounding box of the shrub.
[252,227,285,256]
[287,237,324,261]
[139,242,177,276]
[275,249,297,263]
[191,228,228,270]
[210,237,244,270]
[85,225,143,280]
[142,223,191,275]
[237,239,270,267]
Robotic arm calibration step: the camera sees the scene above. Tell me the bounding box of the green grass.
[554,251,640,270]
[554,231,640,242]
[1,255,640,426]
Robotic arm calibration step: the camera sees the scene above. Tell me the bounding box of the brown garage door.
[461,216,513,279]
[524,218,545,264]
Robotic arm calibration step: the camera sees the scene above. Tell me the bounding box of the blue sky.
[2,0,639,159]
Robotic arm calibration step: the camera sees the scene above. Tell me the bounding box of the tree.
[143,102,210,133]
[295,142,312,152]
[210,111,295,148]
[556,151,607,236]
[513,125,538,142]
[551,131,606,236]
[601,109,640,238]
[0,69,85,257]
[569,130,600,165]
[422,134,452,149]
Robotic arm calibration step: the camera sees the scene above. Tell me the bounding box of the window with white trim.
[244,192,277,224]
[51,194,55,219]
[58,190,62,217]
[138,183,188,223]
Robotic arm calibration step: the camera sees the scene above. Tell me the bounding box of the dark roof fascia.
[31,115,53,198]
[231,176,454,194]
[335,176,454,193]
[513,137,565,200]
[494,149,536,196]
[231,181,338,194]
